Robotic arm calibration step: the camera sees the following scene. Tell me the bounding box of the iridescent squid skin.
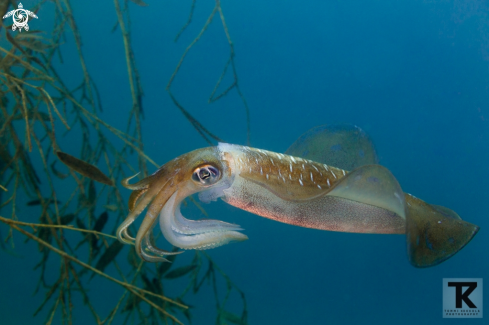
[117,143,479,267]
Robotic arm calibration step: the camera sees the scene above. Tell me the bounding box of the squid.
[116,142,479,267]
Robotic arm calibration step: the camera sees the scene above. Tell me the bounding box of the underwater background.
[1,0,488,324]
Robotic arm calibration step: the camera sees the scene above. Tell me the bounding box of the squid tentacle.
[116,177,172,244]
[143,232,183,256]
[171,207,243,235]
[121,173,150,190]
[128,188,149,212]
[134,180,178,262]
[159,191,248,250]
[139,231,183,263]
[134,188,246,261]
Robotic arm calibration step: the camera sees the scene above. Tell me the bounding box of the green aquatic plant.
[0,0,249,324]
[167,0,251,146]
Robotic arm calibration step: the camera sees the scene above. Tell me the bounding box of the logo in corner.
[2,3,38,32]
[443,278,483,318]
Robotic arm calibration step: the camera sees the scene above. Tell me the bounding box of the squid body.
[116,143,479,267]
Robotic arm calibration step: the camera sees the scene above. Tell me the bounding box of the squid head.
[116,147,247,262]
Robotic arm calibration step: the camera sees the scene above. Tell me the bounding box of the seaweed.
[167,0,251,146]
[0,0,250,324]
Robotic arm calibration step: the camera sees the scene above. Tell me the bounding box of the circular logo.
[13,9,29,28]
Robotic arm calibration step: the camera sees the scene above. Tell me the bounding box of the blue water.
[2,0,488,324]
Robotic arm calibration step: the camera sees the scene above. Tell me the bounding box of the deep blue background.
[2,0,488,324]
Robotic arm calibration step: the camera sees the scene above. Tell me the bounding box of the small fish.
[127,248,139,269]
[75,212,109,252]
[88,180,96,202]
[92,240,124,277]
[12,111,51,121]
[103,204,118,212]
[93,212,108,232]
[164,265,197,279]
[175,297,193,323]
[37,227,52,251]
[157,246,180,276]
[76,217,87,230]
[56,151,114,186]
[59,214,75,225]
[151,278,163,295]
[140,274,153,291]
[27,198,61,206]
[220,310,247,325]
[122,293,141,312]
[90,212,109,251]
[129,0,148,6]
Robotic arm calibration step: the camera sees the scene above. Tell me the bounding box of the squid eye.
[192,165,220,186]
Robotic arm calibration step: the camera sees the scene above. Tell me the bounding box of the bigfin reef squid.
[116,125,479,268]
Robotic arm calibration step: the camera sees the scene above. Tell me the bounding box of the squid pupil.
[200,170,210,179]
[193,166,219,184]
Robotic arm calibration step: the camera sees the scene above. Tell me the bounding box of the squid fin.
[327,164,406,219]
[405,194,479,267]
[429,204,462,220]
